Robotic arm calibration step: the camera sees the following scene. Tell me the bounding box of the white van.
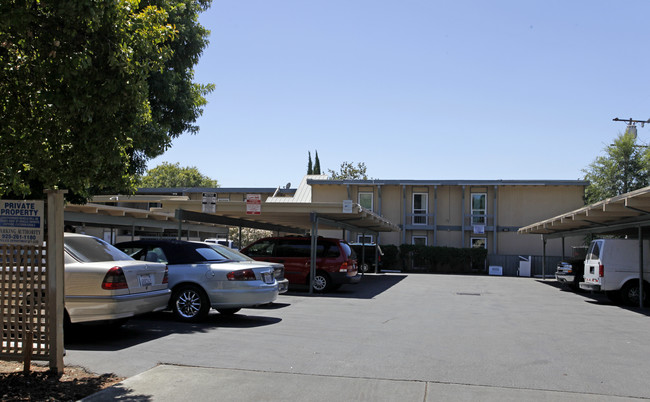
[579,238,650,306]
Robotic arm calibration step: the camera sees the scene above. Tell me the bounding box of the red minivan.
[240,236,360,292]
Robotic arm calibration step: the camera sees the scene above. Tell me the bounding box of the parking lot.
[67,274,650,401]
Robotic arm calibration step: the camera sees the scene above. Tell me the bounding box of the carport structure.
[518,186,650,307]
[67,198,399,294]
[175,201,399,294]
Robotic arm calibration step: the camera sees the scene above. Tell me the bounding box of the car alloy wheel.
[173,285,209,322]
[312,272,330,293]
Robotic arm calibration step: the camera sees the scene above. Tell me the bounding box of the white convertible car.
[116,239,280,322]
[64,233,171,326]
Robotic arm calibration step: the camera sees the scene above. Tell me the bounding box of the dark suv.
[240,236,360,292]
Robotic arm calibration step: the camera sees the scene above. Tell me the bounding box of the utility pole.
[612,117,650,139]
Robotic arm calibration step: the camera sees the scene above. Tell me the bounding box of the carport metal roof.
[175,201,400,235]
[65,200,399,237]
[518,186,650,239]
[64,204,228,235]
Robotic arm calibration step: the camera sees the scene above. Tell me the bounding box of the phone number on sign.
[1,233,38,241]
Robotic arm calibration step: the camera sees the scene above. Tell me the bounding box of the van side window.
[244,240,275,257]
[322,242,340,258]
[277,239,311,258]
[586,241,601,260]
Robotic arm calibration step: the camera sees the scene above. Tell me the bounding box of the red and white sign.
[246,194,261,215]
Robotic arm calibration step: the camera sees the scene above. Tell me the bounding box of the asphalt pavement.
[69,274,650,401]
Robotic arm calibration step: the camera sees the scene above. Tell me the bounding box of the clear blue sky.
[147,0,650,188]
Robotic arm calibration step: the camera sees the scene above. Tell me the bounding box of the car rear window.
[586,241,601,260]
[194,246,229,262]
[341,242,356,260]
[65,236,132,263]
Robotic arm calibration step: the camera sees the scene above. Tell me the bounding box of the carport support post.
[309,213,319,295]
[639,226,644,308]
[542,235,547,280]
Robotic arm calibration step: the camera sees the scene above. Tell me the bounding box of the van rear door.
[581,240,603,290]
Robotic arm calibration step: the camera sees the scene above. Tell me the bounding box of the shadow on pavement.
[285,273,408,300]
[65,309,282,351]
[536,279,650,316]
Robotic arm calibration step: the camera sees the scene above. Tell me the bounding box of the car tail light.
[339,261,349,272]
[163,266,169,284]
[227,269,256,281]
[102,267,128,290]
[599,264,604,277]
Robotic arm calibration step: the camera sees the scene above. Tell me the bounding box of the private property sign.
[246,194,261,215]
[0,200,44,245]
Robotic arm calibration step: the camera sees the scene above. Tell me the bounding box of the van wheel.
[360,263,369,273]
[173,285,210,322]
[312,271,331,293]
[619,281,647,307]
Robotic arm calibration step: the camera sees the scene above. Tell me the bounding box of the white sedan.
[64,233,171,326]
[115,239,280,322]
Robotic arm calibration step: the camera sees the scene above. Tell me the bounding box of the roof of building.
[307,179,590,186]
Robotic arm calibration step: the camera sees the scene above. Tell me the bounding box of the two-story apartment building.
[306,178,588,257]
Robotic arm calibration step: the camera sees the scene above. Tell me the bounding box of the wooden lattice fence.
[0,244,50,361]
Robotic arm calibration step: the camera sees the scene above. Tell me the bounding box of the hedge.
[379,244,487,274]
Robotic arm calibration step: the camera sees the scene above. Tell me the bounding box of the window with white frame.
[471,193,486,225]
[357,234,373,244]
[412,236,427,246]
[471,237,486,249]
[412,193,428,225]
[358,192,373,211]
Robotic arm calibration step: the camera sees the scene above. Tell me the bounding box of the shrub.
[382,244,487,274]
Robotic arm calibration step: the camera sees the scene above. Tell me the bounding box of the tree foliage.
[307,151,313,175]
[328,161,369,180]
[139,162,218,188]
[583,132,650,204]
[313,151,321,174]
[0,0,213,202]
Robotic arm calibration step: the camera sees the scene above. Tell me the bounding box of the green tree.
[314,151,321,174]
[307,151,313,175]
[0,0,213,202]
[139,162,218,188]
[583,132,650,204]
[327,161,369,180]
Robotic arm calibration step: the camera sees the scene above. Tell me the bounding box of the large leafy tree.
[139,162,218,188]
[0,0,213,202]
[328,161,369,180]
[583,132,650,204]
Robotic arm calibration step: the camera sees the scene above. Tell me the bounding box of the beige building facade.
[307,178,588,257]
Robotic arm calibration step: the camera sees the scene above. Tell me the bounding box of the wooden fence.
[0,245,50,361]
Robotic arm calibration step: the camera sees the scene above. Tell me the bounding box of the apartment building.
[306,178,588,257]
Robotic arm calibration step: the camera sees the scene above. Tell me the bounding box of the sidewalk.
[82,365,642,401]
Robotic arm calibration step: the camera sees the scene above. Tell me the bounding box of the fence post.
[46,189,66,374]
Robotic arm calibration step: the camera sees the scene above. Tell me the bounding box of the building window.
[471,193,486,225]
[412,236,427,246]
[471,237,486,249]
[358,192,373,211]
[412,193,428,225]
[357,234,373,244]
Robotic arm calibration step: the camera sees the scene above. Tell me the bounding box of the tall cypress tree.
[314,151,321,174]
[307,151,313,175]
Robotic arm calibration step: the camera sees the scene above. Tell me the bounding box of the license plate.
[262,272,274,284]
[138,273,153,287]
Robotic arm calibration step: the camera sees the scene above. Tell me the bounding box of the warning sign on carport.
[246,194,261,215]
